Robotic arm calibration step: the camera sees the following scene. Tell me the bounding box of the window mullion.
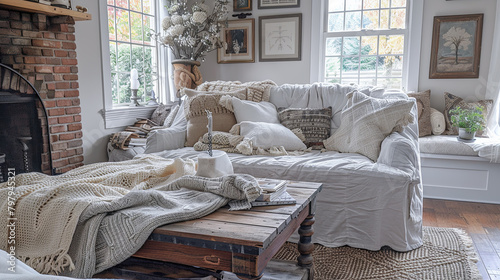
[325,29,404,37]
[388,0,392,29]
[358,35,361,85]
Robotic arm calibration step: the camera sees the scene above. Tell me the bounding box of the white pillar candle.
[130,79,140,90]
[130,68,138,79]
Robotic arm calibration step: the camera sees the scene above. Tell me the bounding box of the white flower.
[208,23,217,33]
[158,0,229,61]
[192,11,207,23]
[162,17,171,30]
[182,13,191,22]
[168,25,185,37]
[195,4,209,12]
[168,4,180,14]
[171,14,183,25]
[161,35,173,45]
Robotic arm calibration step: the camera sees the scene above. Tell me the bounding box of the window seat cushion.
[419,135,478,156]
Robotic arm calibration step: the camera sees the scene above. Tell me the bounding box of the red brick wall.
[0,9,84,173]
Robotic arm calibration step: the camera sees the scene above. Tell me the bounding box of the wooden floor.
[423,198,500,280]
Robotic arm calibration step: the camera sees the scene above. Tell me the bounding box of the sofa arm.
[378,130,420,183]
[144,126,186,154]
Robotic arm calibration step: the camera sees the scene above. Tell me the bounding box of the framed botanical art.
[233,0,252,11]
[217,18,255,64]
[258,0,299,9]
[259,14,302,62]
[429,14,483,79]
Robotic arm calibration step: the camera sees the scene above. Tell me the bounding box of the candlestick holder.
[130,89,142,107]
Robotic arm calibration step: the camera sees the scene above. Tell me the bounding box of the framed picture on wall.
[259,14,302,62]
[258,0,299,9]
[233,0,252,11]
[217,18,255,63]
[429,14,483,79]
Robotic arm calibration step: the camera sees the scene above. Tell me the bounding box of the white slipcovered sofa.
[108,83,423,252]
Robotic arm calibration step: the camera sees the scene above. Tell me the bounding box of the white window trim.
[97,0,172,128]
[310,0,424,92]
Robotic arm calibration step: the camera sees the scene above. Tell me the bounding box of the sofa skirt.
[152,147,423,252]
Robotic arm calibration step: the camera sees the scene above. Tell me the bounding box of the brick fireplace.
[0,8,84,174]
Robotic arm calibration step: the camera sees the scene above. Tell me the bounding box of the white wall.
[417,0,497,111]
[200,2,313,85]
[74,0,498,164]
[74,0,121,164]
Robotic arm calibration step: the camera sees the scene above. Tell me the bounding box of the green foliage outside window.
[110,45,156,105]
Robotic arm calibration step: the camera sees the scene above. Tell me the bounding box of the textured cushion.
[163,104,180,127]
[222,97,280,123]
[239,121,307,150]
[419,135,477,156]
[183,89,246,147]
[278,107,333,148]
[407,90,432,137]
[324,90,414,161]
[196,80,277,102]
[443,92,493,136]
[430,108,446,135]
[149,104,170,126]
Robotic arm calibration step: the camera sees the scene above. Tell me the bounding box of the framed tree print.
[234,0,252,11]
[259,14,302,62]
[429,14,483,79]
[218,18,255,63]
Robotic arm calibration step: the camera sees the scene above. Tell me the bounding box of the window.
[322,0,409,90]
[106,0,160,106]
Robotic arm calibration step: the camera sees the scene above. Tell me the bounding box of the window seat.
[418,135,500,204]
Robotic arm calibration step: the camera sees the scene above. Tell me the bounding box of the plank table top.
[132,180,322,280]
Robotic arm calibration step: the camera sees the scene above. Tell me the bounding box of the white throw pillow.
[430,107,446,135]
[145,105,187,153]
[324,90,414,161]
[239,121,306,150]
[222,96,279,123]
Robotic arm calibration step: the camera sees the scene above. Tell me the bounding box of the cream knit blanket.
[0,155,261,277]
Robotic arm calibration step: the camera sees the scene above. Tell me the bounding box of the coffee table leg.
[298,213,315,279]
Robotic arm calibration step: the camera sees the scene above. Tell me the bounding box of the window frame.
[98,0,172,128]
[311,0,423,92]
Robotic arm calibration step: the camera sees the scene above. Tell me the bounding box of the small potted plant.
[449,105,485,140]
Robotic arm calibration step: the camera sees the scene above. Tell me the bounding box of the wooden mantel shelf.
[0,0,91,21]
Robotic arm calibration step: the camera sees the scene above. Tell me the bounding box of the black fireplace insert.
[0,63,54,181]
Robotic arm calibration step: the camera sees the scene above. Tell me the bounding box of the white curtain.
[485,0,500,138]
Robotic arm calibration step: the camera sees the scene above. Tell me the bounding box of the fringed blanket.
[0,155,261,278]
[193,129,310,156]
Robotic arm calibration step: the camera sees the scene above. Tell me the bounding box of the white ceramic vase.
[196,150,234,178]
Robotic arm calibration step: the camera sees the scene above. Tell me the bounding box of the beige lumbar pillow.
[324,90,414,161]
[183,88,246,147]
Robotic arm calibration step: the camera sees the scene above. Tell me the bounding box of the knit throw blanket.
[196,80,277,102]
[0,155,261,278]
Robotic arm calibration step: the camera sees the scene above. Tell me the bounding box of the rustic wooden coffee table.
[131,181,322,280]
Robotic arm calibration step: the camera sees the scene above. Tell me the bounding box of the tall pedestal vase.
[171,59,203,97]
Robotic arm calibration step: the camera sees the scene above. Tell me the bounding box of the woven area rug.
[273,227,481,280]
